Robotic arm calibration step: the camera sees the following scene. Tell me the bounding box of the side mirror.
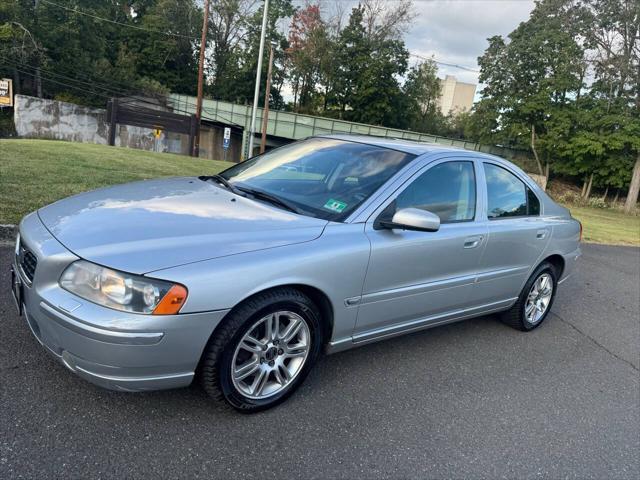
[377,208,441,232]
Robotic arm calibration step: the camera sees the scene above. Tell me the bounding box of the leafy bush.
[554,190,614,210]
[0,109,16,138]
[555,190,585,206]
[587,197,609,209]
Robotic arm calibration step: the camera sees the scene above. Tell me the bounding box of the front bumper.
[13,212,230,392]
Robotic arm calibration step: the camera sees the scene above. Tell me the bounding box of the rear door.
[354,157,488,340]
[469,161,550,307]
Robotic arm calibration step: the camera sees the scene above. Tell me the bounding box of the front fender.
[150,223,371,343]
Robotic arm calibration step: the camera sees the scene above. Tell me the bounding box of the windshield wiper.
[236,186,304,215]
[200,175,245,196]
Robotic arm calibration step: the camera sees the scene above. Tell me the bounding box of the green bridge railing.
[169,94,533,168]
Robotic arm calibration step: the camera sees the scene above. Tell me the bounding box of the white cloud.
[405,0,535,84]
[281,0,535,99]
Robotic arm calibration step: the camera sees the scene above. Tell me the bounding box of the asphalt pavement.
[1,243,638,479]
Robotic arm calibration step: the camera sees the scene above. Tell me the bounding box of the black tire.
[199,287,323,413]
[500,262,558,331]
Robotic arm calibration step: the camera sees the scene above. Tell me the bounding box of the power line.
[39,0,197,39]
[4,62,200,119]
[2,57,133,97]
[409,52,480,73]
[2,54,153,96]
[3,58,148,106]
[3,57,240,125]
[1,56,200,114]
[10,66,116,101]
[1,56,219,121]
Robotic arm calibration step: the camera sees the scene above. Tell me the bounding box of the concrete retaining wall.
[13,95,189,155]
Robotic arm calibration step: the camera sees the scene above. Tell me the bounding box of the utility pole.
[247,0,270,158]
[194,0,210,157]
[33,0,42,98]
[260,41,276,154]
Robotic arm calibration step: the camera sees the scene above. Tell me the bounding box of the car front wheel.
[200,288,323,412]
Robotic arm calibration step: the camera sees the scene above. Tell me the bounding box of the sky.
[281,0,536,101]
[404,0,535,85]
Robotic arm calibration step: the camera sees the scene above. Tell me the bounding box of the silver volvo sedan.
[11,135,581,411]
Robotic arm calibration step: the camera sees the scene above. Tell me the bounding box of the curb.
[0,224,17,243]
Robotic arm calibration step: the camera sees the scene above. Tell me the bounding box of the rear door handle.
[463,235,483,249]
[536,228,549,239]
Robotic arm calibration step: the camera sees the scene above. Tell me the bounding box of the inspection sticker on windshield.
[323,198,347,213]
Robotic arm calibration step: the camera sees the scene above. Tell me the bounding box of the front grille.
[20,246,37,282]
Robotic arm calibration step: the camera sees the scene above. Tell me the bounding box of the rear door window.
[484,163,540,219]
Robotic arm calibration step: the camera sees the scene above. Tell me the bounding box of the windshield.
[218,138,415,221]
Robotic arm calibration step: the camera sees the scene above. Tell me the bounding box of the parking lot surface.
[1,243,638,479]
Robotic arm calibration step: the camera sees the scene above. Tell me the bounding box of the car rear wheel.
[199,288,323,412]
[501,262,557,331]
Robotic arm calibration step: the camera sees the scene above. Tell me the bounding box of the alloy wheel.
[524,273,553,325]
[231,311,311,399]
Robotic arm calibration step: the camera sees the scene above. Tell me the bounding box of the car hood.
[38,177,327,274]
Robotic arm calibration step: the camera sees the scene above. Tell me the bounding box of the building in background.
[437,75,476,116]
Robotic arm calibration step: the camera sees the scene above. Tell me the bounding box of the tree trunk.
[12,68,20,95]
[624,152,640,214]
[613,189,620,204]
[543,163,550,191]
[581,177,588,198]
[323,86,328,112]
[35,66,42,98]
[585,173,594,199]
[292,78,299,112]
[601,186,608,201]
[530,124,544,176]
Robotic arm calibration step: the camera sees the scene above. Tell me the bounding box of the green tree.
[328,5,409,126]
[475,0,588,177]
[208,0,254,100]
[0,0,45,97]
[127,0,201,95]
[584,0,639,211]
[210,0,294,108]
[473,0,639,205]
[403,59,443,133]
[1,1,200,106]
[286,3,331,113]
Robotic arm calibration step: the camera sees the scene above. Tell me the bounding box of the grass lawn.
[0,139,232,225]
[1,139,638,247]
[566,206,640,247]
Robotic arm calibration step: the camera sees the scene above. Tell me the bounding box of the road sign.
[222,127,232,161]
[0,78,13,107]
[153,128,162,139]
[223,127,231,150]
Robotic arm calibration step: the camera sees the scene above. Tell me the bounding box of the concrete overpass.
[169,94,529,164]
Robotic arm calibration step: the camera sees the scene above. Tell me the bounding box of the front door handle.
[463,235,483,249]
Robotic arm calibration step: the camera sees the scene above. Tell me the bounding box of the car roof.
[316,133,543,184]
[319,134,463,156]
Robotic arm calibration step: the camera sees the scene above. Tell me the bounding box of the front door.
[354,159,488,340]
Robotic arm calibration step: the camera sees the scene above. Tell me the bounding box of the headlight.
[59,260,187,315]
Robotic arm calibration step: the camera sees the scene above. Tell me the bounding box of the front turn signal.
[152,285,188,315]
